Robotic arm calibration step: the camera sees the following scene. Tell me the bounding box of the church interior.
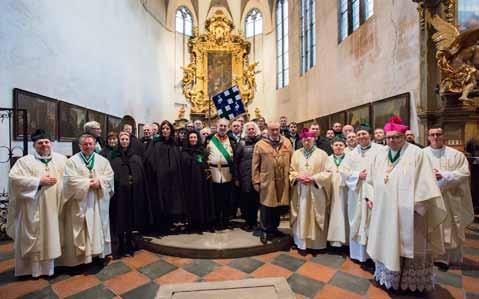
[1,0,479,298]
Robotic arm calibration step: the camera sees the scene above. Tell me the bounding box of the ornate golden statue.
[254,107,262,119]
[430,15,479,106]
[181,11,258,115]
[177,105,186,120]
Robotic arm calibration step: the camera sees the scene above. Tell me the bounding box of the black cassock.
[181,146,215,229]
[144,137,185,228]
[110,148,151,234]
[109,148,151,256]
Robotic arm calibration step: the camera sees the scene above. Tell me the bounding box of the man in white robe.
[327,138,349,248]
[339,124,383,262]
[366,117,446,292]
[290,129,332,251]
[60,134,114,266]
[424,127,474,268]
[7,129,67,277]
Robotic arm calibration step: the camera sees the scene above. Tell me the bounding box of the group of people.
[6,113,474,294]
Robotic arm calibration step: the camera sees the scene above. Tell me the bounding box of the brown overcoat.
[252,136,293,207]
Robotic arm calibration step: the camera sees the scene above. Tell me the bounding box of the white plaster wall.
[0,0,178,190]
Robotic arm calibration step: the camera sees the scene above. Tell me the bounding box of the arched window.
[245,9,263,38]
[276,0,289,89]
[300,0,316,75]
[176,6,193,36]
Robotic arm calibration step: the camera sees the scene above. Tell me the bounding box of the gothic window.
[245,9,263,38]
[176,6,193,36]
[300,0,316,75]
[276,0,289,88]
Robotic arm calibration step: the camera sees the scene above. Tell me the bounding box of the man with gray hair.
[252,121,293,243]
[72,121,105,155]
[206,118,236,229]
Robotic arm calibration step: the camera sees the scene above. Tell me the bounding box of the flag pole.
[208,97,211,128]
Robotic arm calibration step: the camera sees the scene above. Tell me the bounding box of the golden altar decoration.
[182,11,258,115]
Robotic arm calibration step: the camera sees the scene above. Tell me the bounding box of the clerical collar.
[34,150,52,160]
[333,154,345,166]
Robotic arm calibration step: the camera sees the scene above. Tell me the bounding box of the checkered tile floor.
[1,224,479,299]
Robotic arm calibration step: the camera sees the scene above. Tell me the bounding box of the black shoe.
[260,233,268,244]
[434,261,449,271]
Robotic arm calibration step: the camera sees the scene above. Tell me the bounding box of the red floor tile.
[122,250,160,269]
[203,266,247,282]
[52,274,101,298]
[103,270,150,295]
[155,268,199,285]
[297,262,337,283]
[0,279,49,299]
[315,284,364,299]
[251,263,292,279]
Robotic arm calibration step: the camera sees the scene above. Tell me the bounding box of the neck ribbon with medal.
[39,157,52,172]
[80,152,95,178]
[333,154,345,172]
[384,149,401,184]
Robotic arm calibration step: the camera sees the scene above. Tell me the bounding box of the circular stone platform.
[138,224,292,259]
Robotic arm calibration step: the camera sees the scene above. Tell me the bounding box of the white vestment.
[339,143,384,262]
[326,155,349,247]
[424,146,474,265]
[367,143,446,291]
[7,153,67,277]
[290,148,332,250]
[59,152,114,266]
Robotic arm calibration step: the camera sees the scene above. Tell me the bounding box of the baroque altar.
[181,11,257,118]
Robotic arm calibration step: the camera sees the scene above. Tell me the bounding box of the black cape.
[109,148,152,235]
[181,145,215,228]
[144,137,185,226]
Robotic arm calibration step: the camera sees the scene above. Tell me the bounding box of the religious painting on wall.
[13,88,57,140]
[372,93,410,129]
[329,111,346,128]
[207,52,232,98]
[107,115,122,133]
[347,104,371,129]
[317,116,330,135]
[458,1,479,31]
[58,101,87,141]
[87,109,107,139]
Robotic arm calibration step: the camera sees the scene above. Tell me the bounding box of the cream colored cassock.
[338,143,383,262]
[290,148,332,250]
[424,146,474,265]
[7,153,67,277]
[367,143,446,291]
[59,152,114,266]
[326,155,349,248]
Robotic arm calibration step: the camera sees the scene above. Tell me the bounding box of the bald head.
[268,122,280,139]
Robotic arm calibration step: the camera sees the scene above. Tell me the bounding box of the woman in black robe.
[144,120,185,234]
[109,132,151,258]
[100,131,118,160]
[181,131,215,232]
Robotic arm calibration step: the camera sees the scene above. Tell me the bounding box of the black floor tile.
[271,254,305,272]
[329,271,370,295]
[311,253,345,269]
[64,285,116,299]
[229,258,264,274]
[436,270,463,289]
[138,260,177,279]
[287,273,324,298]
[182,260,220,277]
[96,262,131,281]
[121,282,160,299]
[20,287,59,299]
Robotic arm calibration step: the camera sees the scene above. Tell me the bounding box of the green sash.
[211,135,232,163]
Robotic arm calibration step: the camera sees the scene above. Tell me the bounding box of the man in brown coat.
[252,122,293,243]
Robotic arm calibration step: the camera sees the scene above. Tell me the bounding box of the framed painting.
[329,111,346,128]
[137,123,145,139]
[207,52,232,98]
[347,104,371,129]
[458,1,479,31]
[13,88,58,140]
[372,93,410,129]
[87,109,107,139]
[107,115,122,133]
[58,101,87,141]
[317,116,330,134]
